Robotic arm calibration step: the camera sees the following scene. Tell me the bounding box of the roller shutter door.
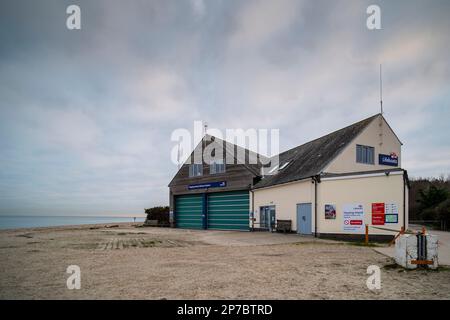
[175,194,204,229]
[207,191,250,231]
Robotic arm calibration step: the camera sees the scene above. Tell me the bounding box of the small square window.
[189,164,203,177]
[210,160,225,174]
[356,145,374,165]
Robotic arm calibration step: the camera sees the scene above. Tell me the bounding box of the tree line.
[409,175,450,230]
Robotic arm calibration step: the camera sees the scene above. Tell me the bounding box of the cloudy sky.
[0,0,449,216]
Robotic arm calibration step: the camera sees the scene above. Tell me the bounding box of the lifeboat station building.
[168,114,409,240]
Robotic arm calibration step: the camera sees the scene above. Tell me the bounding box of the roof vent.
[279,161,290,170]
[268,164,279,174]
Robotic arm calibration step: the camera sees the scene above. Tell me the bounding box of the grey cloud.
[0,0,449,216]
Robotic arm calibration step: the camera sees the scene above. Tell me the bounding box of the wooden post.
[365,224,369,245]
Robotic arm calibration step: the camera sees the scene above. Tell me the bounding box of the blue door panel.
[297,203,312,235]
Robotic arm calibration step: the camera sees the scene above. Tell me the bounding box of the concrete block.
[395,233,439,269]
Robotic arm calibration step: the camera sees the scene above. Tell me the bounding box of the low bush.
[144,206,170,226]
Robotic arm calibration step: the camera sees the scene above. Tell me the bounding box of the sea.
[0,215,146,230]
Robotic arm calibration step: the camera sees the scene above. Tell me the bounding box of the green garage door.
[207,191,250,231]
[175,194,204,229]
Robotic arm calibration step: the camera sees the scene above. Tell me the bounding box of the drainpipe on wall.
[250,188,255,231]
[403,170,407,230]
[169,190,175,228]
[312,175,320,238]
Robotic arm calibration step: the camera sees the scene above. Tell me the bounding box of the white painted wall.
[317,172,407,235]
[324,115,402,173]
[252,179,314,232]
[252,172,408,235]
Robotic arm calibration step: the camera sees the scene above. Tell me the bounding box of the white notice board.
[385,203,398,214]
[343,204,364,233]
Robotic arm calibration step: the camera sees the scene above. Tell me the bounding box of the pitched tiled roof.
[253,114,380,189]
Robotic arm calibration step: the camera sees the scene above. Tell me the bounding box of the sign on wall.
[385,203,398,223]
[379,152,398,166]
[385,214,398,223]
[370,202,398,225]
[371,202,385,225]
[343,204,364,233]
[372,203,384,214]
[385,203,398,214]
[372,214,385,225]
[325,204,336,219]
[188,181,226,190]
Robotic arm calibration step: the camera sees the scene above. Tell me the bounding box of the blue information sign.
[379,153,398,166]
[188,181,227,190]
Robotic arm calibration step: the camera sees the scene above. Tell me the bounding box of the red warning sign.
[372,213,385,225]
[372,203,385,214]
[372,203,385,225]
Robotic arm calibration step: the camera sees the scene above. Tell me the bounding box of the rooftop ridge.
[277,113,380,159]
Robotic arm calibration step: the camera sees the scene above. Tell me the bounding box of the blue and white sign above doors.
[188,181,227,190]
[379,152,398,166]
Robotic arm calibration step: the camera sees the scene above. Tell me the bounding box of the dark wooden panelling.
[169,163,255,195]
[168,135,264,217]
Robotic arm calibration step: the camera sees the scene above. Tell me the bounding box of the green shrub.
[144,206,170,225]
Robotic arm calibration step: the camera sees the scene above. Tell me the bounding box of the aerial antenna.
[379,64,383,115]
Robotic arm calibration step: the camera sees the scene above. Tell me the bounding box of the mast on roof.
[380,64,383,115]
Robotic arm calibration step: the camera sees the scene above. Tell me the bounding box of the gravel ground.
[0,224,449,299]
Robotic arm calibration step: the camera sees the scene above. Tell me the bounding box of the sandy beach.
[0,224,449,300]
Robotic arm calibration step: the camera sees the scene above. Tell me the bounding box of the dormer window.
[210,160,225,174]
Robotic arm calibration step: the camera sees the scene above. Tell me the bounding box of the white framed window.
[210,160,225,174]
[189,163,203,177]
[356,144,374,164]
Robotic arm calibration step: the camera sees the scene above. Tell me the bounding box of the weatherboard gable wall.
[169,135,263,195]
